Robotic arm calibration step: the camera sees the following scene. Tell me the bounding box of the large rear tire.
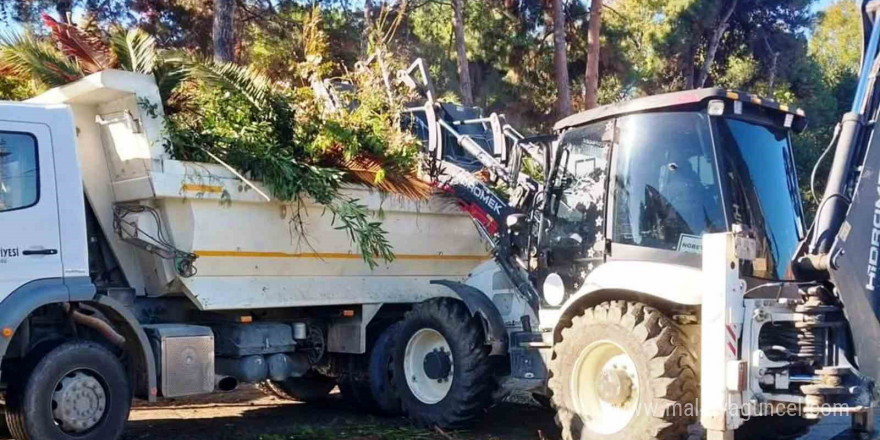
[5,341,131,440]
[392,299,494,428]
[549,301,698,440]
[339,323,402,416]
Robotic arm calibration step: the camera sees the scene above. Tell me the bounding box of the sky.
[813,0,846,13]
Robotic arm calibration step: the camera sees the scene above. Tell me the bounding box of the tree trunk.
[683,41,696,89]
[764,36,779,90]
[56,0,73,23]
[552,0,572,117]
[362,0,373,54]
[696,0,737,88]
[213,0,236,63]
[364,0,373,35]
[452,0,474,106]
[585,0,602,109]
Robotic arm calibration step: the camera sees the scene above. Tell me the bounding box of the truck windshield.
[712,117,804,280]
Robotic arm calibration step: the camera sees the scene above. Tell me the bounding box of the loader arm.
[805,0,880,387]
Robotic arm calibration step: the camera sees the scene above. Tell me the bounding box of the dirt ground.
[0,385,858,439]
[120,386,560,440]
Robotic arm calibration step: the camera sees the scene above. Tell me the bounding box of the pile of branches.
[0,11,431,268]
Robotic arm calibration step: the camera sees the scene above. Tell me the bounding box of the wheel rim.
[51,369,109,434]
[570,340,639,435]
[404,328,453,404]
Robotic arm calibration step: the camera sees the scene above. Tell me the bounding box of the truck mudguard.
[88,294,158,401]
[430,280,508,355]
[0,278,158,401]
[0,277,94,362]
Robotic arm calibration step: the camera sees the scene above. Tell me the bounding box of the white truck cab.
[0,104,88,298]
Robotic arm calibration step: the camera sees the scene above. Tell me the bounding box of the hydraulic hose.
[810,123,841,203]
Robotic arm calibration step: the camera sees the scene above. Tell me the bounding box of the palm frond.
[185,60,271,110]
[109,27,156,74]
[0,31,82,87]
[42,14,116,74]
[322,148,431,200]
[153,62,188,111]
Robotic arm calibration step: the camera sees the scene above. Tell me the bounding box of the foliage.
[0,30,81,87]
[0,71,35,100]
[0,13,184,108]
[161,9,427,268]
[794,0,861,209]
[0,0,867,246]
[0,0,131,26]
[811,0,860,85]
[1,6,428,268]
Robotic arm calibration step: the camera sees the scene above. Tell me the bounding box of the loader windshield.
[713,117,804,280]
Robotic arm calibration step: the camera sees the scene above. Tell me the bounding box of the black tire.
[734,415,816,440]
[261,372,337,402]
[5,341,131,440]
[339,323,402,416]
[392,299,494,429]
[549,301,698,440]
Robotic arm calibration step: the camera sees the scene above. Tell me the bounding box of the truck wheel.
[392,299,494,428]
[5,341,131,440]
[734,415,816,440]
[339,323,402,416]
[261,373,337,402]
[549,301,698,440]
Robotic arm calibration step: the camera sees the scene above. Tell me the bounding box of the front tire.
[393,299,494,428]
[5,341,131,440]
[549,301,698,440]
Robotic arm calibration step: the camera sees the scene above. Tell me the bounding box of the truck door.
[0,123,62,298]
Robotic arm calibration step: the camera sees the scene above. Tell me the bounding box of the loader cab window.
[713,117,804,279]
[541,120,611,291]
[0,132,39,212]
[612,112,726,254]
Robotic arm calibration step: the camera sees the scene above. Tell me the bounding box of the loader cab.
[535,89,807,305]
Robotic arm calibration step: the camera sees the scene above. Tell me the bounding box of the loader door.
[0,123,62,299]
[537,120,613,307]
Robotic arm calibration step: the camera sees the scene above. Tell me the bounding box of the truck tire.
[549,301,698,440]
[261,373,337,402]
[5,341,131,440]
[734,415,816,440]
[392,299,494,429]
[339,323,402,416]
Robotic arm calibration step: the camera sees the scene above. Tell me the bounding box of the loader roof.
[554,88,807,132]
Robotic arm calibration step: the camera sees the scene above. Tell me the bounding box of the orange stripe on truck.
[181,184,225,193]
[193,250,489,261]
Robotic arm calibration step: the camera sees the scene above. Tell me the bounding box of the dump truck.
[0,70,499,440]
[5,5,880,438]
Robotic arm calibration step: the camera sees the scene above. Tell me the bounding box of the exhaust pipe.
[215,375,239,392]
